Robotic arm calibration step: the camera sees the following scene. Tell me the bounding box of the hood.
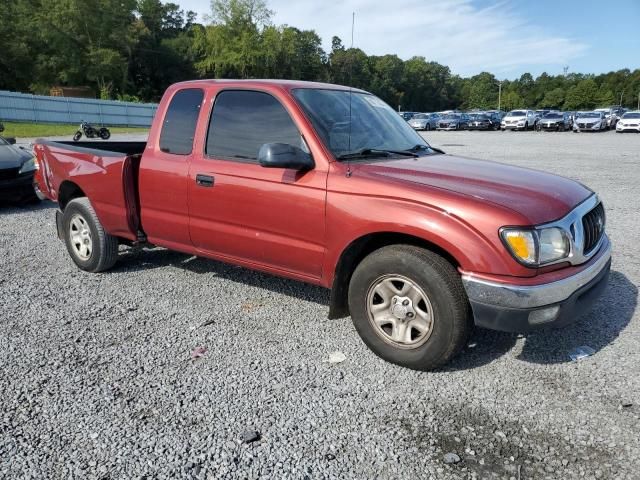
[0,143,33,169]
[355,154,592,225]
[409,119,428,125]
[504,115,526,120]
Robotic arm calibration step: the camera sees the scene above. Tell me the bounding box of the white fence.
[0,90,158,127]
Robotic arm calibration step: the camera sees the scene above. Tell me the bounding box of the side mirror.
[258,143,314,171]
[6,137,16,145]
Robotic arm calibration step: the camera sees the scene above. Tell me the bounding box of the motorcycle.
[73,121,111,141]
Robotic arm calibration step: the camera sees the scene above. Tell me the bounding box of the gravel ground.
[1,130,639,479]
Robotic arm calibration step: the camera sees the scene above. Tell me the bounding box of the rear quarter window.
[159,88,204,155]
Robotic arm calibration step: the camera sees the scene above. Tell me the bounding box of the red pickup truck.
[34,80,611,370]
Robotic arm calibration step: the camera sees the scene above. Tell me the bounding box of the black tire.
[62,197,119,272]
[99,128,111,140]
[425,124,431,131]
[73,131,82,142]
[348,245,472,371]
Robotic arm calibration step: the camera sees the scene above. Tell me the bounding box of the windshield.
[508,110,526,116]
[543,112,563,118]
[292,89,430,158]
[440,114,460,120]
[412,114,429,119]
[578,112,600,118]
[470,114,488,120]
[622,113,640,119]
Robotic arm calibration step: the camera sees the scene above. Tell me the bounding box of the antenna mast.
[346,11,355,177]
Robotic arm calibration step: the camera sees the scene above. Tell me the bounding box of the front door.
[188,89,327,281]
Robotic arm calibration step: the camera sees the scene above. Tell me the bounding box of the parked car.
[573,111,607,132]
[436,113,469,130]
[34,79,611,371]
[408,113,439,131]
[0,136,40,204]
[615,111,640,133]
[501,110,536,130]
[537,111,572,131]
[467,113,500,130]
[594,107,623,129]
[399,111,418,121]
[534,109,551,127]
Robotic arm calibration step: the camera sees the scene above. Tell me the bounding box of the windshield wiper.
[337,148,418,160]
[406,144,445,155]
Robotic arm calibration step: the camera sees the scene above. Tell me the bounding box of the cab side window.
[206,90,302,162]
[159,88,204,155]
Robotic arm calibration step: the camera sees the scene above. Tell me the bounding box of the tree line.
[1,0,639,112]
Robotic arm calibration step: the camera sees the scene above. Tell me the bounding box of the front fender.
[323,191,534,288]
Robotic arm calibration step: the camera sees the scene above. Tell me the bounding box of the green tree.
[502,91,524,111]
[564,79,599,110]
[541,87,565,108]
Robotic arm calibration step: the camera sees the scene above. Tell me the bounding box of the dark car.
[467,113,501,130]
[537,111,571,131]
[437,113,469,130]
[0,136,39,204]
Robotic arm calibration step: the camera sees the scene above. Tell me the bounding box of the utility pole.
[496,81,502,111]
[637,91,639,110]
[619,89,625,106]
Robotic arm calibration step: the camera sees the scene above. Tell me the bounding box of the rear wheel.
[99,128,111,140]
[62,198,119,272]
[348,245,472,371]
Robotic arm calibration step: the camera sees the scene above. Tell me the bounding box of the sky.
[176,0,640,80]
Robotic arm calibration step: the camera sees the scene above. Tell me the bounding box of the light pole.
[496,81,502,111]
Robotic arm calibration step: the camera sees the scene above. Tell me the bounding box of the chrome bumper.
[462,235,611,309]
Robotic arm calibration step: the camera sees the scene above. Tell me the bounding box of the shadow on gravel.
[0,199,56,214]
[445,270,636,370]
[115,246,331,306]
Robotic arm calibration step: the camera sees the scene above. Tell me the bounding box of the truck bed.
[34,140,146,242]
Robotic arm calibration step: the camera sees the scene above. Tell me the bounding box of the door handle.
[196,174,214,187]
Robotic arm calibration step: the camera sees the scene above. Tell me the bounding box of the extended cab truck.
[33,80,611,371]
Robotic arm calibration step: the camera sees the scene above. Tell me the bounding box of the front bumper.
[462,236,611,332]
[616,125,640,132]
[0,172,36,201]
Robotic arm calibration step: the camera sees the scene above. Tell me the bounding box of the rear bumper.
[462,236,611,332]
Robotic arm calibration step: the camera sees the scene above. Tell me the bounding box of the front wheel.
[348,245,472,371]
[73,131,82,142]
[62,198,119,272]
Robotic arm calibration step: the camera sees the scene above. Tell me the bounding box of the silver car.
[573,112,607,132]
[408,113,438,131]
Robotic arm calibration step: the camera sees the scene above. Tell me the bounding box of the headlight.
[18,157,38,174]
[501,227,571,267]
[593,122,601,128]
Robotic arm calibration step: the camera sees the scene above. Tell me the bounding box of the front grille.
[582,203,605,254]
[0,168,20,181]
[439,123,449,128]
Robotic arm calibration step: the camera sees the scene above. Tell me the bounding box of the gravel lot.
[1,130,639,479]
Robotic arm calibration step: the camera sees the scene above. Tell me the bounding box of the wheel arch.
[328,231,461,319]
[58,181,87,210]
